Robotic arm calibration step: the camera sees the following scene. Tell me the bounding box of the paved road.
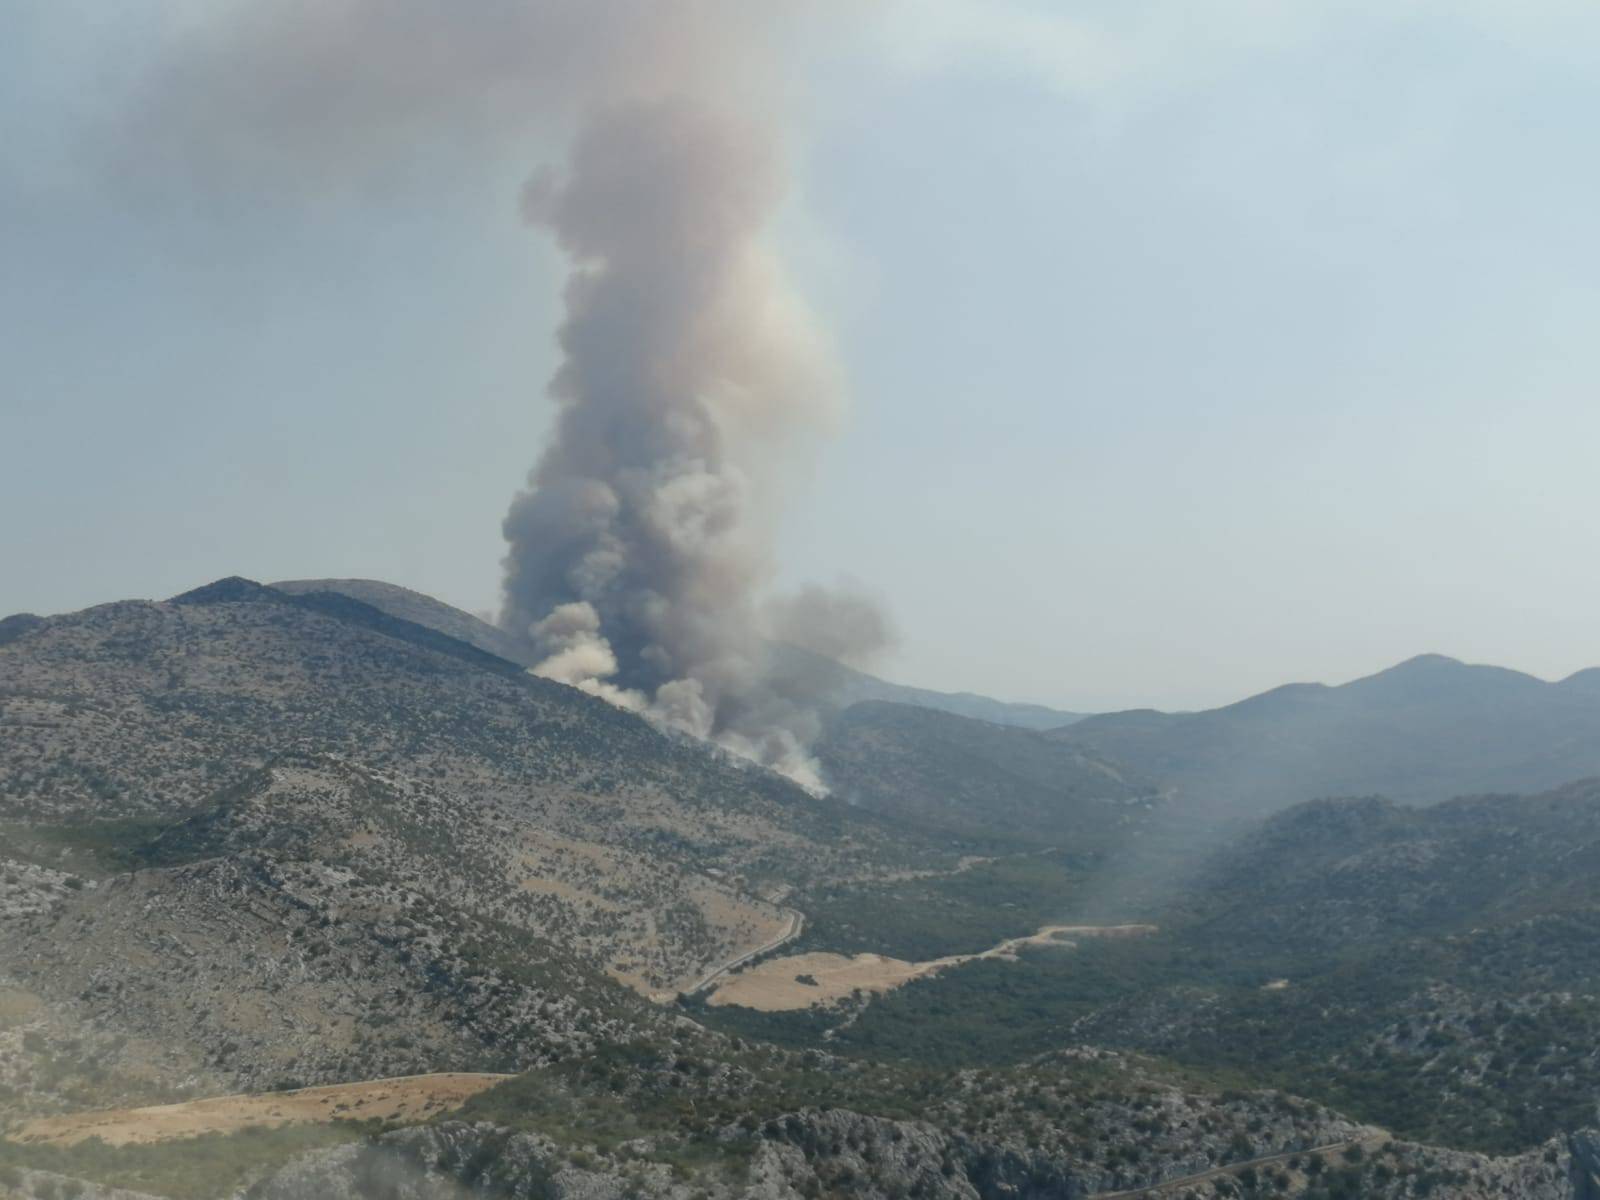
[681,908,805,998]
[1090,1135,1384,1198]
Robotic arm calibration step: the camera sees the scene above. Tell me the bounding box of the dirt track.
[708,923,1157,1011]
[14,1072,511,1146]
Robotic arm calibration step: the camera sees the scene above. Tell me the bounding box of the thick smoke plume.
[133,1,888,789]
[501,92,879,789]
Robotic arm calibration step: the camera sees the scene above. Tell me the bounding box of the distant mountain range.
[1053,653,1600,815]
[765,642,1087,730]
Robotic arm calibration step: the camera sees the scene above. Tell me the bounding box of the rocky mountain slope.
[1053,654,1600,815]
[0,578,932,1121]
[0,576,905,877]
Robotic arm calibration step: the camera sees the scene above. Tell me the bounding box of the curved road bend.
[681,909,805,999]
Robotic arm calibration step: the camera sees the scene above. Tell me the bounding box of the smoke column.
[132,1,887,789]
[501,92,868,788]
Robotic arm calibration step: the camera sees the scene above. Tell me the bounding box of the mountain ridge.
[1054,652,1600,813]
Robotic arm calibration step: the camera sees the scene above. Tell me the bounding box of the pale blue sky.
[3,1,1598,710]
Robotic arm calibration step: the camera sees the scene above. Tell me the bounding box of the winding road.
[679,908,805,999]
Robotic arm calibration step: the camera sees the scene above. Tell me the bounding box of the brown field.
[707,923,1158,1011]
[13,1072,511,1147]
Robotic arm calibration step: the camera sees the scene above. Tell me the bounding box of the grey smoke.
[768,585,898,669]
[127,1,888,789]
[502,94,888,789]
[126,3,794,190]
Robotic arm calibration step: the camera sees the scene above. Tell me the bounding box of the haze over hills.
[1053,653,1600,816]
[774,780,1600,1159]
[815,700,1156,847]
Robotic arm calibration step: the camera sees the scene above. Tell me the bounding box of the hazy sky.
[4,1,1598,712]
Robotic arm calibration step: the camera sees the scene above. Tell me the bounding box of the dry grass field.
[707,924,1157,1011]
[13,1073,511,1146]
